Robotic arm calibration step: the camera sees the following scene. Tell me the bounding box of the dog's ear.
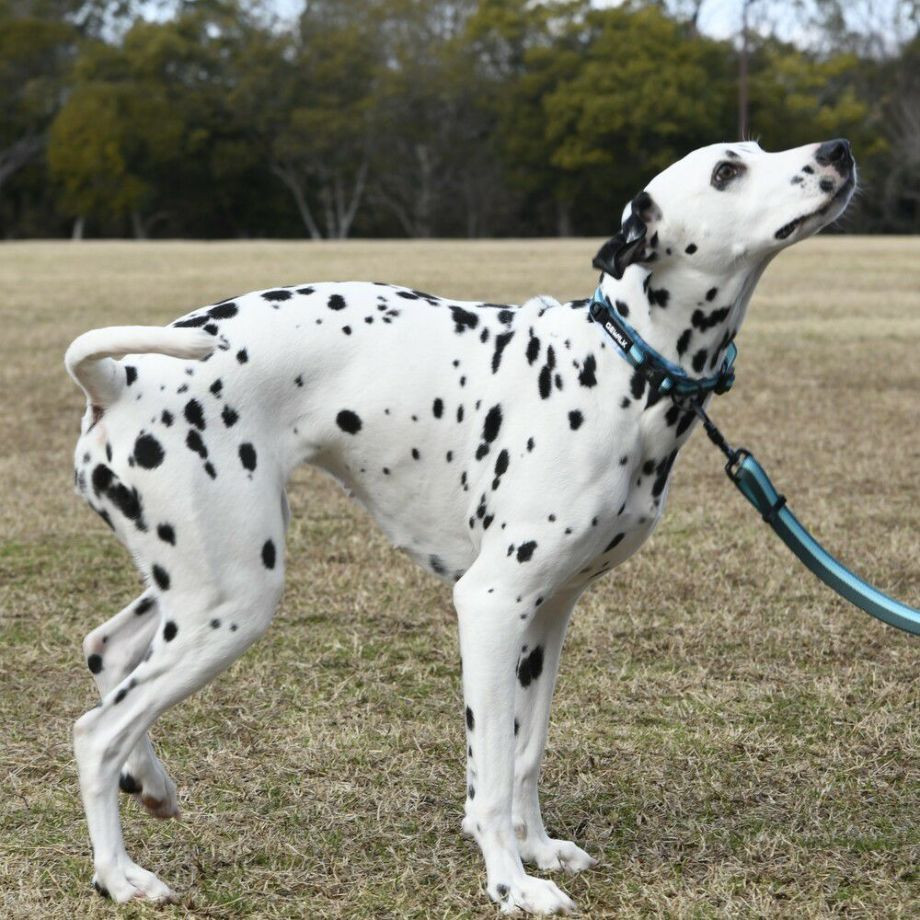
[592,191,661,279]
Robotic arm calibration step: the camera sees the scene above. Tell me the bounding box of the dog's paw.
[520,837,597,874]
[92,863,176,904]
[490,875,575,915]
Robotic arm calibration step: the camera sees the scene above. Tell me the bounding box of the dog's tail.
[65,326,215,407]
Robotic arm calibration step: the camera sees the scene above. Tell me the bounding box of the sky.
[264,0,913,49]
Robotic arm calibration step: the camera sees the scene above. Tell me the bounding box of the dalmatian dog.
[66,139,855,914]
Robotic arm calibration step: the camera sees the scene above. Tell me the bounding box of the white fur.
[66,141,854,912]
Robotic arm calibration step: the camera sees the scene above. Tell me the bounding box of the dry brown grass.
[1,237,918,919]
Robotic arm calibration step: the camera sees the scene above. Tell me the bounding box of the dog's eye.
[711,161,745,190]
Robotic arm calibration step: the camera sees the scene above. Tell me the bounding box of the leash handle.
[728,451,920,636]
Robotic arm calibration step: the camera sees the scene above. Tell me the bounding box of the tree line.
[2,0,919,239]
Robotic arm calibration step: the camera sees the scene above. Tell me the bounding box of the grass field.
[1,237,918,919]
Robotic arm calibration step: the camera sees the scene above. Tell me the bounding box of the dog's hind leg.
[74,561,284,902]
[454,562,575,915]
[509,589,596,874]
[81,590,178,819]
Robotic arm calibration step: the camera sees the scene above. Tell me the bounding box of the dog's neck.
[597,257,771,378]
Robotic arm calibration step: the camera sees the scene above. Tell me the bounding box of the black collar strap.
[588,287,737,398]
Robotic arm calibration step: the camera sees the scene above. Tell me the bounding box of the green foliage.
[1,0,918,237]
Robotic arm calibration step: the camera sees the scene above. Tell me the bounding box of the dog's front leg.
[454,570,575,916]
[511,589,596,874]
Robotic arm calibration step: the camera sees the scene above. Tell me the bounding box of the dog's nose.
[815,138,853,176]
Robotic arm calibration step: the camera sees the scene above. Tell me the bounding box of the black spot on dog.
[342,325,352,335]
[152,564,170,590]
[411,447,420,460]
[516,541,537,563]
[665,404,681,427]
[236,349,248,363]
[157,523,175,545]
[186,429,208,459]
[652,451,677,498]
[163,621,177,641]
[578,355,597,388]
[222,405,238,427]
[429,555,446,575]
[676,410,695,437]
[526,437,534,452]
[203,323,219,335]
[517,646,544,687]
[125,366,137,385]
[630,371,646,400]
[133,433,164,469]
[119,773,141,794]
[173,315,208,328]
[615,299,629,318]
[526,330,541,365]
[468,784,475,799]
[483,404,502,443]
[87,654,102,674]
[336,410,362,434]
[432,398,443,419]
[209,302,238,319]
[569,410,583,430]
[450,306,479,333]
[263,289,292,302]
[802,164,815,174]
[466,706,474,730]
[209,378,223,397]
[327,293,346,310]
[492,331,514,373]
[676,328,692,356]
[604,532,625,553]
[706,287,718,302]
[685,243,697,254]
[239,443,257,472]
[692,306,730,332]
[135,596,155,616]
[262,539,276,569]
[648,286,670,307]
[184,399,205,430]
[692,349,708,373]
[161,409,173,427]
[294,374,303,387]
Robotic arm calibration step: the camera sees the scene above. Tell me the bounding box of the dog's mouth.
[774,174,856,241]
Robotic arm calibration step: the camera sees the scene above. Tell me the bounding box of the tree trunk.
[414,144,433,238]
[338,159,368,239]
[271,162,322,240]
[131,209,148,240]
[556,199,572,237]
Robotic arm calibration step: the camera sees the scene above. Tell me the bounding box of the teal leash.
[589,287,920,637]
[681,398,920,636]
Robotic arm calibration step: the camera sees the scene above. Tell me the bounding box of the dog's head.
[594,140,857,280]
